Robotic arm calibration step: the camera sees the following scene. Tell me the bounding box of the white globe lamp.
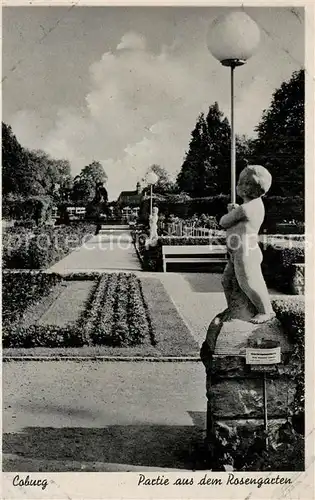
[146,171,159,185]
[207,11,260,202]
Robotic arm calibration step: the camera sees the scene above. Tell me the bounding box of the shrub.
[138,195,304,232]
[138,194,229,223]
[272,297,305,345]
[3,195,54,225]
[272,297,305,423]
[212,419,304,472]
[3,324,86,348]
[2,271,62,327]
[261,241,304,293]
[262,196,304,233]
[2,223,96,269]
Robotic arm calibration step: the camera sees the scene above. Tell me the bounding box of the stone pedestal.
[200,275,297,470]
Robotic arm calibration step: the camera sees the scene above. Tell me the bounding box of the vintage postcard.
[1,1,314,499]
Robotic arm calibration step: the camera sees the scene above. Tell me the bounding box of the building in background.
[116,182,143,222]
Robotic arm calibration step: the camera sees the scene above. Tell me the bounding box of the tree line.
[2,123,107,206]
[3,69,304,208]
[147,69,304,199]
[176,69,304,198]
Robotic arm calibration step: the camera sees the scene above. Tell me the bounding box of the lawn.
[3,271,199,358]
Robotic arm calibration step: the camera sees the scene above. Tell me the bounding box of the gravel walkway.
[3,360,206,472]
[49,227,141,273]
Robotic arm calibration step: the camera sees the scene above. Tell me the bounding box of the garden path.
[49,225,141,273]
[3,360,206,472]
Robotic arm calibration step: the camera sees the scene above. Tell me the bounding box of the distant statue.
[93,181,110,217]
[95,181,108,204]
[148,206,159,247]
[219,165,275,324]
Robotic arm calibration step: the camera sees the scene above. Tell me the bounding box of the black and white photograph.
[1,2,313,498]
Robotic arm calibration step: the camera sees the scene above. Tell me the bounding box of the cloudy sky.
[2,6,304,200]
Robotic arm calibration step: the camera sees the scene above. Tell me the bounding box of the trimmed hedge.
[261,241,304,293]
[2,223,96,269]
[3,195,54,225]
[138,195,304,233]
[2,271,62,327]
[273,296,305,437]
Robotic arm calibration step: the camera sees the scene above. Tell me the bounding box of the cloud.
[9,30,278,200]
[116,31,146,51]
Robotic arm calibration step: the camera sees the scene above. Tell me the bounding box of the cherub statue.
[219,165,275,324]
[149,206,159,243]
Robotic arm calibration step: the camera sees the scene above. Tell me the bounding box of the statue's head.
[152,206,159,215]
[237,165,272,199]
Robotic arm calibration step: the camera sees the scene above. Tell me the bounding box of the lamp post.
[146,171,159,216]
[207,11,260,203]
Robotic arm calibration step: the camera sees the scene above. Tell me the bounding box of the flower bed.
[2,223,96,269]
[3,271,199,357]
[3,272,154,349]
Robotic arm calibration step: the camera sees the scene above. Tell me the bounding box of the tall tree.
[2,123,73,198]
[176,112,211,197]
[25,149,72,196]
[250,69,304,196]
[2,122,29,195]
[176,103,249,197]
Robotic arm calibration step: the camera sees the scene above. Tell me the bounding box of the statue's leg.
[221,257,235,309]
[234,250,275,323]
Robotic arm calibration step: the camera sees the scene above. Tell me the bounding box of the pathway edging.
[3,356,201,362]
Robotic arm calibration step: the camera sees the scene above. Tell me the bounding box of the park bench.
[162,244,228,272]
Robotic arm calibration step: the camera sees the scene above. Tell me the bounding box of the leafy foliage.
[261,240,304,292]
[2,271,62,327]
[250,70,304,197]
[144,164,177,195]
[2,122,72,199]
[71,161,107,205]
[2,223,96,269]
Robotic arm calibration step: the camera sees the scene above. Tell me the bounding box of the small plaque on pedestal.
[246,339,281,372]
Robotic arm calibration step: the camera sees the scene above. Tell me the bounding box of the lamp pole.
[146,171,158,217]
[207,11,260,203]
[230,64,235,204]
[221,58,246,203]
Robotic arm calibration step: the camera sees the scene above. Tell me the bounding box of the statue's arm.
[219,206,247,229]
